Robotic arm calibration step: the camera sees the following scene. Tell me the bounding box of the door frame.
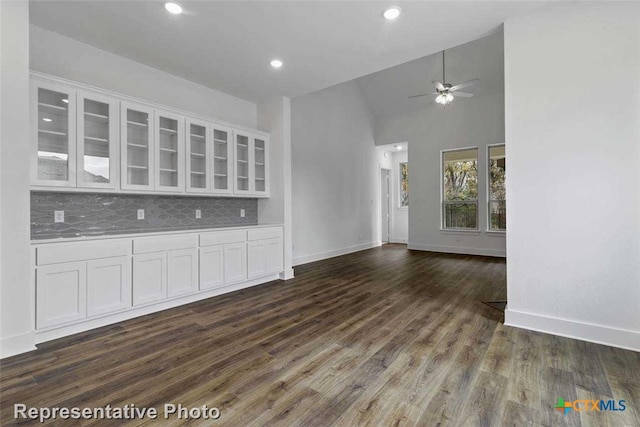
[380,167,391,244]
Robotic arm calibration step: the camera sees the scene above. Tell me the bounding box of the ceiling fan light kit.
[409,50,479,108]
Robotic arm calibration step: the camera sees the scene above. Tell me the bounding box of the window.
[399,162,408,207]
[488,145,506,231]
[442,148,478,229]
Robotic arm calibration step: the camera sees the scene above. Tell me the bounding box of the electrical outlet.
[54,210,64,223]
[240,209,246,218]
[137,209,145,220]
[195,209,201,219]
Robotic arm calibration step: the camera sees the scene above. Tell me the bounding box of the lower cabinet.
[35,226,283,334]
[167,248,198,297]
[36,262,87,329]
[87,256,131,317]
[224,242,248,284]
[248,237,283,279]
[199,245,224,290]
[132,252,167,306]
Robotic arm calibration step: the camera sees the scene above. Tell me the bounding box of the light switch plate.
[240,209,245,218]
[54,210,64,223]
[195,209,201,219]
[137,209,145,220]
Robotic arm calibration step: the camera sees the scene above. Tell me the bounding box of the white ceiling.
[30,1,542,103]
[357,29,504,119]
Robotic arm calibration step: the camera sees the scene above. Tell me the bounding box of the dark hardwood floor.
[1,244,638,426]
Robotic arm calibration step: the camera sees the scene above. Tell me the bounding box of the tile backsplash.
[31,192,258,238]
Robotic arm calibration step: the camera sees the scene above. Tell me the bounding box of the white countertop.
[31,223,284,245]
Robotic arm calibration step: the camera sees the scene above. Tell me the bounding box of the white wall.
[258,97,294,279]
[30,25,257,128]
[504,3,640,351]
[390,150,409,243]
[1,0,35,358]
[375,91,507,257]
[292,81,386,265]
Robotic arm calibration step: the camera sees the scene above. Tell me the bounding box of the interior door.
[381,169,390,243]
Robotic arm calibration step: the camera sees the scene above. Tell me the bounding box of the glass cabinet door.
[32,81,76,186]
[155,111,184,192]
[253,137,267,194]
[77,91,118,189]
[212,126,232,194]
[234,132,251,194]
[121,102,153,190]
[186,119,210,193]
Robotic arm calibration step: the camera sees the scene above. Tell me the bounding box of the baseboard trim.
[1,331,37,359]
[407,242,506,258]
[293,241,381,266]
[505,309,640,352]
[390,237,408,244]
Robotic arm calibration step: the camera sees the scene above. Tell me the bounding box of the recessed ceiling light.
[383,6,402,20]
[396,145,402,150]
[270,59,283,69]
[42,118,52,122]
[62,99,68,103]
[164,2,183,14]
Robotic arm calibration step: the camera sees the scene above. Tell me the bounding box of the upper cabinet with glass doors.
[77,91,119,189]
[212,125,233,194]
[155,110,184,192]
[234,131,270,197]
[121,102,154,191]
[31,80,77,187]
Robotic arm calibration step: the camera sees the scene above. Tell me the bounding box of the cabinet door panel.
[233,131,252,195]
[224,242,247,284]
[87,256,131,317]
[252,135,270,196]
[121,102,154,190]
[265,237,283,274]
[133,253,167,305]
[36,262,87,329]
[247,240,267,279]
[77,90,119,189]
[186,118,210,193]
[155,110,185,192]
[212,125,233,194]
[31,80,77,187]
[167,248,198,297]
[200,246,224,290]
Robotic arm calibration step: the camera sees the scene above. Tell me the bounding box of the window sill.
[439,228,481,236]
[485,230,506,235]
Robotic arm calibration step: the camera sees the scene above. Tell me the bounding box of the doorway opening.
[380,168,391,244]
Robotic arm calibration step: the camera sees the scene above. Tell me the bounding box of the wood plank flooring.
[1,244,638,426]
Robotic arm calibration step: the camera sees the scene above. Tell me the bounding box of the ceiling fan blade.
[452,91,473,98]
[433,81,445,91]
[449,78,479,92]
[408,93,431,99]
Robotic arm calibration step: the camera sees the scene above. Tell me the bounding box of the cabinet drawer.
[247,227,282,241]
[37,240,130,266]
[200,230,246,247]
[133,234,197,254]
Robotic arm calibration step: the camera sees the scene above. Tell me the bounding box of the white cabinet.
[36,262,87,329]
[233,131,270,196]
[155,109,184,192]
[199,245,224,290]
[121,102,154,190]
[247,240,267,279]
[224,242,247,284]
[247,227,283,279]
[87,256,131,317]
[133,252,167,306]
[265,237,284,274]
[31,80,77,187]
[186,118,210,193]
[167,248,198,297]
[77,90,119,189]
[212,125,233,194]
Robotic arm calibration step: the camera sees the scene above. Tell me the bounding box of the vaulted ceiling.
[30,1,542,103]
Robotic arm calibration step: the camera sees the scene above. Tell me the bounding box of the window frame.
[440,146,479,232]
[398,161,408,209]
[486,143,506,233]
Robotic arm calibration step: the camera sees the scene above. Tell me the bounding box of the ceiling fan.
[409,50,479,106]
